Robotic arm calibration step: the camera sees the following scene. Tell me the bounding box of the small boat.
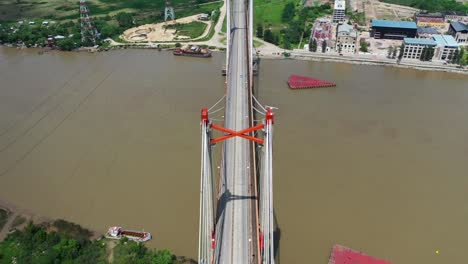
[106,226,152,242]
[173,45,212,58]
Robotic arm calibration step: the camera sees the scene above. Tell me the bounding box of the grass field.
[0,0,218,22]
[165,21,207,38]
[254,0,293,29]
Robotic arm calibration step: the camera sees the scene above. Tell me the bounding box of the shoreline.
[2,44,467,75]
[258,52,468,75]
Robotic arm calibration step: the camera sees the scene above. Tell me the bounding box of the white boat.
[106,226,152,242]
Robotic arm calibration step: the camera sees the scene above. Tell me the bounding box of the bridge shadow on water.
[274,210,281,264]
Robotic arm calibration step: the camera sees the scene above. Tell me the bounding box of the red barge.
[287,74,336,89]
[329,244,391,264]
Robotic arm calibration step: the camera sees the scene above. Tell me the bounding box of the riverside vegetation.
[0,0,222,50]
[0,220,187,264]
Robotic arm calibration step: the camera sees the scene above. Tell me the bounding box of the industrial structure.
[198,0,275,263]
[79,0,98,45]
[165,0,175,21]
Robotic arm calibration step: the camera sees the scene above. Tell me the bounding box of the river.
[0,47,467,263]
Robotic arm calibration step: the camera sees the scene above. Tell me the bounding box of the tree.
[263,29,274,43]
[57,38,76,51]
[338,42,342,54]
[256,23,263,38]
[321,40,327,53]
[99,24,119,38]
[310,38,317,52]
[398,44,405,60]
[459,47,467,66]
[387,46,393,58]
[420,47,428,61]
[116,12,134,28]
[451,49,460,64]
[282,2,296,22]
[359,41,368,52]
[392,46,397,59]
[427,47,435,61]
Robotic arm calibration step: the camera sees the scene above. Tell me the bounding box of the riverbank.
[256,49,468,75]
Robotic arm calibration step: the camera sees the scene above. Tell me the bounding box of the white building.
[336,24,357,53]
[403,34,459,61]
[432,34,459,60]
[333,0,346,23]
[402,38,437,60]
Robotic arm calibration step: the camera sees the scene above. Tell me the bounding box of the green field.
[165,21,207,38]
[254,0,292,29]
[380,0,468,12]
[0,0,218,22]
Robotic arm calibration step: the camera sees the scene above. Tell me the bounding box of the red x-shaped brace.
[201,108,273,145]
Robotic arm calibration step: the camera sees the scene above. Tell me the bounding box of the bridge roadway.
[214,0,257,263]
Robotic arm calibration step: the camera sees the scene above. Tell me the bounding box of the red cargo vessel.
[329,244,391,264]
[287,74,336,89]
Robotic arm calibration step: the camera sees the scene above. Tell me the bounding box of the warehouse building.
[371,20,417,40]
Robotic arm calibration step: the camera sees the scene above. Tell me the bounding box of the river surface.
[0,47,467,263]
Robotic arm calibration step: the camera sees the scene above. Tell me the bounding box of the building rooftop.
[334,0,346,11]
[372,19,417,29]
[432,34,459,47]
[337,24,357,37]
[403,38,436,46]
[417,27,438,34]
[450,22,468,32]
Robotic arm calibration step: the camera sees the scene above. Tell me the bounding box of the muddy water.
[1,47,468,263]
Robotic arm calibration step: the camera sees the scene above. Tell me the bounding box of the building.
[417,27,438,39]
[371,19,417,39]
[402,38,437,59]
[198,14,210,21]
[310,19,334,52]
[444,11,468,23]
[415,12,445,28]
[432,34,459,60]
[336,24,357,53]
[448,22,468,45]
[333,0,346,23]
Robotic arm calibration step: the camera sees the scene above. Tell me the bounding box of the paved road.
[214,0,254,263]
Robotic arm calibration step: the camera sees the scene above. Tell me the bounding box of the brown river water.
[0,47,467,263]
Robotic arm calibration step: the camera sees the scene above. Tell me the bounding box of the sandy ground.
[122,14,211,42]
[351,0,418,23]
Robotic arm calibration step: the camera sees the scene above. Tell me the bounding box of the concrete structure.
[311,19,334,52]
[336,23,357,53]
[333,0,346,23]
[417,27,438,39]
[448,22,468,45]
[444,11,468,23]
[402,38,437,60]
[432,34,459,60]
[371,19,417,40]
[415,12,445,28]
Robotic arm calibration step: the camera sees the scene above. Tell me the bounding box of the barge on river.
[288,75,336,89]
[173,45,212,58]
[106,226,152,242]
